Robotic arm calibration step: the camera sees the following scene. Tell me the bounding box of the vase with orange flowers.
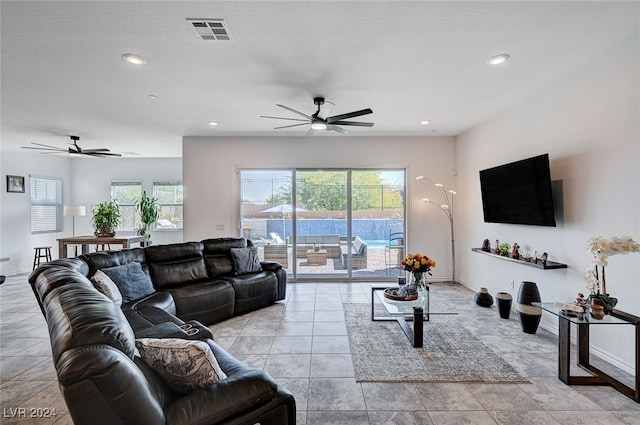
[401,253,436,290]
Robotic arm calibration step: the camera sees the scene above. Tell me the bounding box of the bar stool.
[33,246,52,270]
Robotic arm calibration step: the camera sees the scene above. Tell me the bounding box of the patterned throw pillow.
[101,262,155,303]
[230,246,262,275]
[135,338,227,394]
[90,270,123,306]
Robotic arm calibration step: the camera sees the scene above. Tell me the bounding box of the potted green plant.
[135,191,159,245]
[91,200,121,237]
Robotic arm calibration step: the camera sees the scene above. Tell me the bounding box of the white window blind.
[153,182,183,230]
[30,176,62,234]
[111,182,142,231]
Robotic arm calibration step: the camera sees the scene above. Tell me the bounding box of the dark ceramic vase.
[517,281,541,334]
[496,292,513,319]
[474,287,494,307]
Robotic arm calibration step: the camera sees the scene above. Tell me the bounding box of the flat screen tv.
[479,154,556,227]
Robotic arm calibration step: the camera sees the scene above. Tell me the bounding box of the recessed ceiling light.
[208,121,219,127]
[420,120,431,125]
[122,53,147,65]
[487,54,510,65]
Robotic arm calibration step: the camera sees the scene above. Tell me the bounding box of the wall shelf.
[471,248,568,270]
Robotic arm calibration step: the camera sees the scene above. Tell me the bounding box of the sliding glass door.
[239,168,405,281]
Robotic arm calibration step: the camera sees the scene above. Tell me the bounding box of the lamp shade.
[64,205,86,216]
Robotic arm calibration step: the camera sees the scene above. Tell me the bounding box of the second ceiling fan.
[261,97,373,136]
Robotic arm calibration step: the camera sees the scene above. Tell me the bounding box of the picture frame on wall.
[6,175,25,193]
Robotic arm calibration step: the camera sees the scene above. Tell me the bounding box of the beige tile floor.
[1,273,639,425]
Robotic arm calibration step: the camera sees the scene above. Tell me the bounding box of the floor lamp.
[416,176,458,285]
[64,205,86,255]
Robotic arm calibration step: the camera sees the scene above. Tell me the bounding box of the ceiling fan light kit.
[261,96,374,136]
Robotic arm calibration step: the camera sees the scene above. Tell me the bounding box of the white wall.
[456,37,639,370]
[182,135,458,281]
[0,154,182,275]
[1,151,72,275]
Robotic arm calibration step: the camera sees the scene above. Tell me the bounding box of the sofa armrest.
[134,321,214,341]
[260,261,283,272]
[164,369,280,425]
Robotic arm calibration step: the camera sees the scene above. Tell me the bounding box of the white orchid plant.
[584,236,640,311]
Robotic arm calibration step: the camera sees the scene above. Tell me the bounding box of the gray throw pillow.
[101,262,155,303]
[230,246,262,275]
[135,338,227,394]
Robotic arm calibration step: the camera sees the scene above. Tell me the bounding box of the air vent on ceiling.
[186,18,233,41]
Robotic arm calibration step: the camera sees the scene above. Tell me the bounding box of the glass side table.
[534,302,640,403]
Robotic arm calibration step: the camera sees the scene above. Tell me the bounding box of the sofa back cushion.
[323,235,340,245]
[145,242,208,289]
[202,237,248,277]
[82,248,148,278]
[41,268,137,363]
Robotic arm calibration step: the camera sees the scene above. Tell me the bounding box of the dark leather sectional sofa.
[29,237,295,425]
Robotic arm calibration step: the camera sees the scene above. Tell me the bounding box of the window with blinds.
[30,176,62,233]
[111,182,142,231]
[153,182,183,230]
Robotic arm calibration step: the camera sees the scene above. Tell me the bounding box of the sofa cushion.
[166,281,235,324]
[230,246,262,275]
[90,270,123,306]
[202,237,248,277]
[82,248,147,278]
[146,242,209,289]
[101,262,155,303]
[135,338,227,394]
[224,272,278,316]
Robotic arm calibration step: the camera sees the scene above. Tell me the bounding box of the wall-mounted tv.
[479,153,556,227]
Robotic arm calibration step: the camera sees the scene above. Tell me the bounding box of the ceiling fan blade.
[32,142,66,149]
[326,108,373,123]
[327,124,349,135]
[81,148,111,153]
[22,146,66,152]
[329,120,374,127]
[276,104,312,120]
[85,152,122,157]
[260,115,309,122]
[317,100,335,120]
[305,128,316,137]
[273,123,309,130]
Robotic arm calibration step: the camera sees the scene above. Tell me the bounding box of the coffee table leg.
[413,307,423,347]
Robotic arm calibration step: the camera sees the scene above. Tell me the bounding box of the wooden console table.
[57,235,146,259]
[534,302,639,403]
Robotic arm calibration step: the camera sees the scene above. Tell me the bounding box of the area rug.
[344,303,528,383]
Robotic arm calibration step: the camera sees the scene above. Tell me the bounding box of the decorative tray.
[383,287,418,301]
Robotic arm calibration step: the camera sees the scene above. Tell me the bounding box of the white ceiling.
[2,1,639,158]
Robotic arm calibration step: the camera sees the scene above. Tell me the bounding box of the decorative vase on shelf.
[516,281,541,334]
[474,287,494,307]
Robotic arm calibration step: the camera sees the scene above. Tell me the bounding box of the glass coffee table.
[371,284,457,347]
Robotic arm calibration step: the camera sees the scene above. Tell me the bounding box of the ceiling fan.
[261,97,374,136]
[22,136,122,157]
